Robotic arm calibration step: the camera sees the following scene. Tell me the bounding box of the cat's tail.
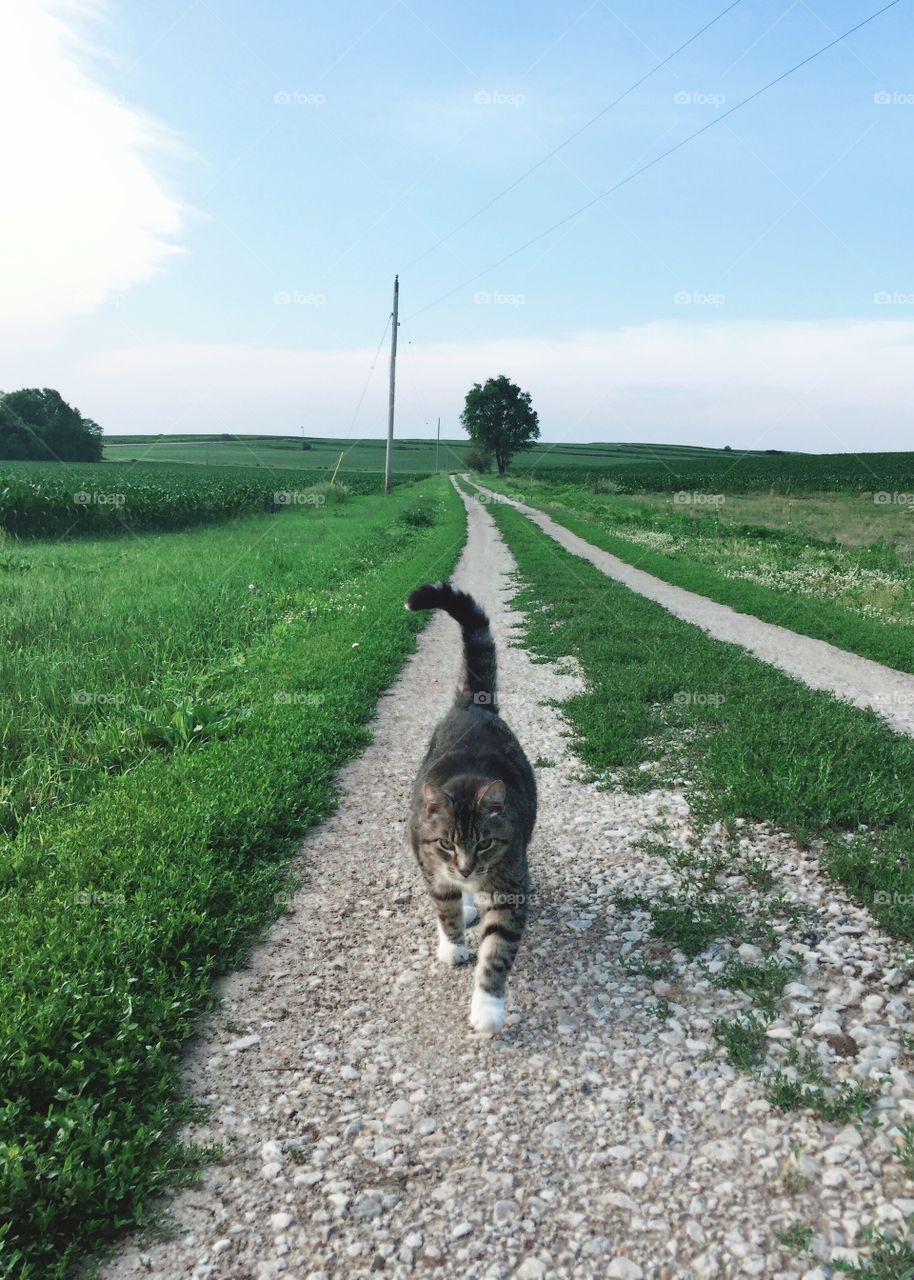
[406,581,498,710]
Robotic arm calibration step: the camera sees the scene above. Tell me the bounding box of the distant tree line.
[0,389,103,462]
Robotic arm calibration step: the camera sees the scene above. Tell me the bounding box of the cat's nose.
[457,866,472,878]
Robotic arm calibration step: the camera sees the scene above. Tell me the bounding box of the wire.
[405,0,903,323]
[340,312,392,439]
[403,0,746,271]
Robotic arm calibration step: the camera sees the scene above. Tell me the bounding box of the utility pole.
[436,416,440,474]
[384,275,399,495]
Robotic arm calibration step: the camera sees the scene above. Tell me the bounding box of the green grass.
[627,489,914,559]
[101,434,765,476]
[480,492,914,943]
[477,474,914,675]
[0,459,409,537]
[508,448,914,494]
[832,1227,914,1278]
[713,1013,771,1071]
[0,477,464,1279]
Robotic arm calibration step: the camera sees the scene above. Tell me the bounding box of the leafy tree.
[460,375,539,475]
[0,389,103,462]
[462,446,493,473]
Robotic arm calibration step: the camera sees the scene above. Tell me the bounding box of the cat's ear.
[423,783,452,813]
[475,778,506,810]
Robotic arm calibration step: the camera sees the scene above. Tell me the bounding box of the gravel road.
[465,479,914,740]
[102,486,914,1280]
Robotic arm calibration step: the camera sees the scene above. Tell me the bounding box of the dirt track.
[466,477,914,740]
[102,486,914,1280]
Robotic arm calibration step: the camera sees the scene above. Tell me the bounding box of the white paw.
[436,924,469,966]
[469,988,506,1035]
[462,894,479,926]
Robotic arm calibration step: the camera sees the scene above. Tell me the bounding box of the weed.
[713,1013,770,1071]
[773,1222,814,1251]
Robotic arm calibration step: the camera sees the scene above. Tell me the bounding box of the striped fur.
[406,583,536,1035]
[406,581,497,708]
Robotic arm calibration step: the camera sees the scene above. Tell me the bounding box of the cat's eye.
[476,840,494,854]
[437,839,455,854]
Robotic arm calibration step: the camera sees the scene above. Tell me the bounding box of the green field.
[101,433,914,497]
[100,433,772,476]
[0,476,464,1279]
[0,459,419,537]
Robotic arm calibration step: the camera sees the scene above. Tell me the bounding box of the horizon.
[3,1,913,451]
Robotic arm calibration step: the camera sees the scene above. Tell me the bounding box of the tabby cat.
[406,581,537,1034]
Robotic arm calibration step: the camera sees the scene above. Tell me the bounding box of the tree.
[0,389,103,462]
[462,446,493,473]
[460,375,539,475]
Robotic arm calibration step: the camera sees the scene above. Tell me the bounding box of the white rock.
[514,1259,547,1279]
[607,1259,644,1279]
[738,944,763,964]
[226,1034,261,1052]
[269,1212,293,1232]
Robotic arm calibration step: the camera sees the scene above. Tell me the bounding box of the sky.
[1,0,912,451]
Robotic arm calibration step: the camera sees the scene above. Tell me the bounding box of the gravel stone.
[98,488,914,1280]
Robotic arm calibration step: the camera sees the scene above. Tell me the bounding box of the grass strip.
[482,493,914,938]
[1,478,463,1279]
[478,475,914,675]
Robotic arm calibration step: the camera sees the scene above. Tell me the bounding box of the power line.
[406,0,903,323]
[340,312,392,439]
[402,0,747,271]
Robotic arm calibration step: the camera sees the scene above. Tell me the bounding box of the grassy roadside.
[482,490,914,1276]
[0,478,464,1280]
[480,492,914,936]
[477,474,914,675]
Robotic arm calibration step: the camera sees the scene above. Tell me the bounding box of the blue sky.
[2,0,913,449]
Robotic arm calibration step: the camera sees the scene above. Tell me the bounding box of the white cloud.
[0,0,186,336]
[74,319,914,452]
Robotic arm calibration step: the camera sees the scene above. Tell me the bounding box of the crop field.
[0,459,414,537]
[0,474,463,1278]
[101,433,769,476]
[510,449,914,495]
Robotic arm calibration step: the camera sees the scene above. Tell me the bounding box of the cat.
[405,581,537,1034]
